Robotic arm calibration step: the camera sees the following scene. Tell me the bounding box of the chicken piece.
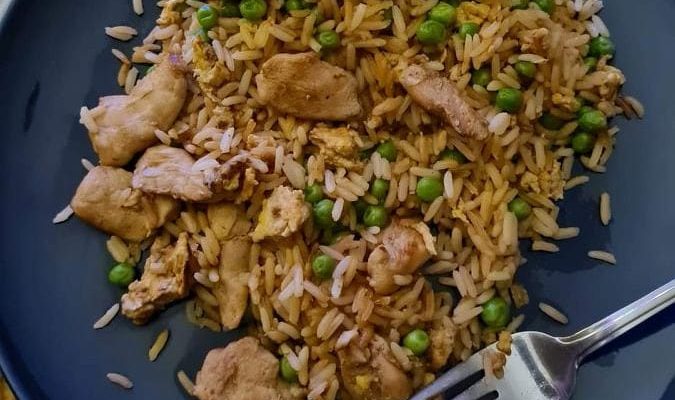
[251,186,310,242]
[121,233,190,324]
[88,55,188,166]
[429,316,457,370]
[133,145,262,203]
[211,237,252,330]
[366,220,432,294]
[194,337,304,400]
[309,126,362,169]
[256,53,362,121]
[207,203,252,240]
[399,65,489,140]
[132,145,213,202]
[70,166,179,242]
[338,335,412,400]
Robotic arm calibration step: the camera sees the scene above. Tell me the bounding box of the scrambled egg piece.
[192,39,230,99]
[519,161,564,200]
[457,2,491,25]
[251,186,309,242]
[597,66,626,100]
[519,27,549,53]
[156,0,183,25]
[309,126,362,170]
[552,93,581,113]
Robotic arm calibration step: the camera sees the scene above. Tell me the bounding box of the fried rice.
[66,0,642,398]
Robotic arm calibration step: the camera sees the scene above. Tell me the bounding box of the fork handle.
[561,279,675,362]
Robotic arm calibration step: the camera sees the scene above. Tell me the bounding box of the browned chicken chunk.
[429,316,457,370]
[132,145,214,202]
[251,186,309,242]
[399,65,489,140]
[207,203,252,240]
[367,220,432,294]
[211,236,252,330]
[309,126,361,169]
[70,166,178,242]
[194,337,304,400]
[121,233,190,324]
[256,53,362,121]
[338,335,412,400]
[88,55,188,166]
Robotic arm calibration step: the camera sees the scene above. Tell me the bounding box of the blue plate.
[0,0,673,399]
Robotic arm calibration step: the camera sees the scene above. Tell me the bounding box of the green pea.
[458,22,479,40]
[313,199,335,228]
[240,0,267,21]
[312,254,336,280]
[578,109,607,132]
[402,329,430,355]
[583,56,598,72]
[353,199,368,219]
[304,183,324,204]
[588,36,615,58]
[495,88,524,114]
[197,5,219,30]
[285,0,306,11]
[514,61,536,79]
[471,68,491,87]
[108,263,135,288]
[416,177,443,202]
[439,148,467,165]
[416,20,446,45]
[196,27,211,42]
[532,0,555,14]
[577,105,594,117]
[376,140,397,162]
[363,205,388,228]
[382,7,393,23]
[571,131,596,154]
[311,7,325,24]
[317,30,340,50]
[507,197,531,221]
[370,179,390,201]
[511,0,529,10]
[279,356,298,382]
[480,297,511,328]
[220,1,241,17]
[538,112,565,130]
[428,3,457,26]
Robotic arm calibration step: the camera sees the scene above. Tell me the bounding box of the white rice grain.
[177,370,195,396]
[588,250,616,265]
[107,372,133,389]
[532,240,559,253]
[489,112,510,136]
[538,302,569,324]
[94,303,120,329]
[105,26,138,41]
[132,0,144,15]
[52,205,74,224]
[148,329,170,361]
[599,192,611,225]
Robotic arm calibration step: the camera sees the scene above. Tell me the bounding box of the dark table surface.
[0,0,673,399]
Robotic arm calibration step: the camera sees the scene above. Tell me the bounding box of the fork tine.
[409,354,484,400]
[450,378,496,400]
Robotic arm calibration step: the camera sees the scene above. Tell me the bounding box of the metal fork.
[412,279,675,400]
